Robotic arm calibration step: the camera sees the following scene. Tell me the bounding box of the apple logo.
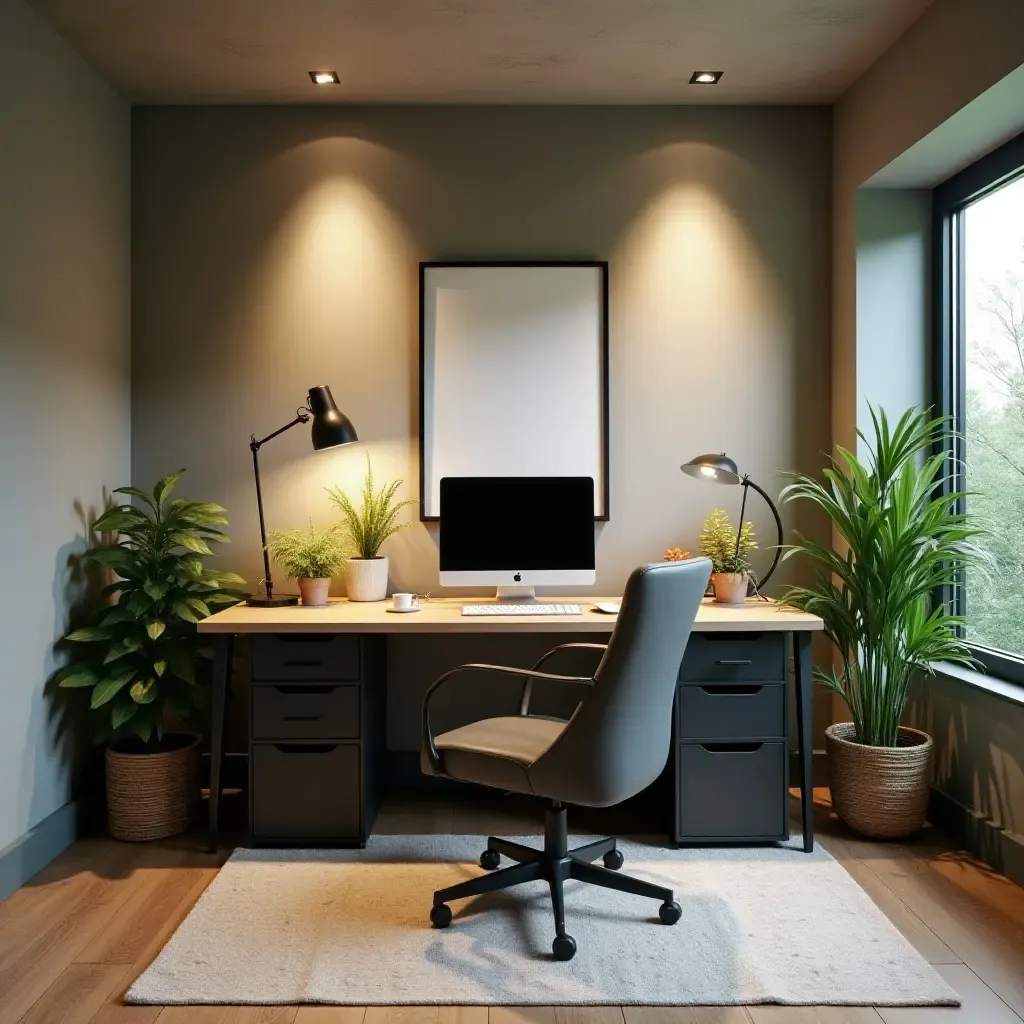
[513,572,522,582]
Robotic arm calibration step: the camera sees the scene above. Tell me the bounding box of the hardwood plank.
[624,1009,754,1024]
[221,1008,299,1024]
[0,853,155,1022]
[154,1008,229,1023]
[17,962,127,1024]
[293,1010,367,1024]
[364,1010,443,1024]
[78,866,211,965]
[439,1010,488,1024]
[748,1008,883,1023]
[854,848,1024,1016]
[88,1000,163,1024]
[490,1010,557,1024]
[553,1009,625,1024]
[876,964,1023,1023]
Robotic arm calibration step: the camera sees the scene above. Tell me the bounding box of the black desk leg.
[207,634,234,853]
[793,630,814,852]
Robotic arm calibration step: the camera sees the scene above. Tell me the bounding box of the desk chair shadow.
[421,558,712,960]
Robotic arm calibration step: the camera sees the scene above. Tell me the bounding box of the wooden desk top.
[198,597,823,635]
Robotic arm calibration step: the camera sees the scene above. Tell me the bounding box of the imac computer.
[439,476,596,603]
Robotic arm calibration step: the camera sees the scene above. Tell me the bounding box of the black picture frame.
[418,259,610,523]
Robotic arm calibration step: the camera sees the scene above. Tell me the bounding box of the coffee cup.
[392,592,418,612]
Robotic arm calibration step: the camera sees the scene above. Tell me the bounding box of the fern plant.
[57,471,245,747]
[327,455,416,559]
[780,407,988,747]
[268,521,348,579]
[700,508,757,574]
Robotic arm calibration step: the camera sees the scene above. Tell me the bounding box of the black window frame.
[933,130,1024,687]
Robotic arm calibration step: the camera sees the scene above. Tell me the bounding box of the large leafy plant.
[699,508,757,575]
[781,407,987,747]
[58,472,245,746]
[328,455,416,559]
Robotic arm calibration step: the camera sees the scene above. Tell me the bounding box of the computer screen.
[439,477,595,588]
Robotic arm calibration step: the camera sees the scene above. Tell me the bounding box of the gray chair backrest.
[529,558,712,807]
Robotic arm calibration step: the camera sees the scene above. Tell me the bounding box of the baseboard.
[0,801,80,903]
[929,786,1024,889]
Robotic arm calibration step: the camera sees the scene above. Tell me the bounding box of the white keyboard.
[461,603,582,617]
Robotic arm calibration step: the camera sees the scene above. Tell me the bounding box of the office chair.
[421,557,712,960]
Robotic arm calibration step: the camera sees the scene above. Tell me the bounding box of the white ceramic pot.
[297,577,331,607]
[711,572,748,605]
[346,556,389,602]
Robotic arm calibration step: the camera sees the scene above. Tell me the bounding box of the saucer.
[386,606,421,614]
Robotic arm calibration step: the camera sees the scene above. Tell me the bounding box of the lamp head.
[307,385,358,451]
[681,452,741,485]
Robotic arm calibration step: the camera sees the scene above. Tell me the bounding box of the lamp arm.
[742,476,784,590]
[249,409,311,601]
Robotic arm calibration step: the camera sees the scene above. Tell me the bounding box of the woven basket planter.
[105,732,200,841]
[825,722,933,839]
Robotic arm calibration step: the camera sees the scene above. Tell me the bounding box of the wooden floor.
[2,790,1023,1024]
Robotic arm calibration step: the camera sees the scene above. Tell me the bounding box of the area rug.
[127,835,959,1007]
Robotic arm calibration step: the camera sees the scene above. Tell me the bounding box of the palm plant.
[780,407,988,747]
[327,455,416,558]
[57,471,245,746]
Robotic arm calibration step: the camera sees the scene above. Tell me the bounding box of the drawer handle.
[274,743,337,754]
[700,742,763,753]
[700,685,762,696]
[274,685,335,695]
[283,715,322,722]
[283,659,322,668]
[716,659,753,666]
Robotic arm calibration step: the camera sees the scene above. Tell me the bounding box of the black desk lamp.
[246,385,358,607]
[681,453,783,589]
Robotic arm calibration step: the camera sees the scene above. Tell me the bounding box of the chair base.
[430,802,681,961]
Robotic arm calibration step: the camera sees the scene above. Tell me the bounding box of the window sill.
[929,661,1024,708]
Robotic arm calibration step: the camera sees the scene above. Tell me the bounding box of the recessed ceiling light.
[309,70,340,86]
[690,71,723,85]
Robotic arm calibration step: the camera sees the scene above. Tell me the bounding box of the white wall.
[0,0,130,852]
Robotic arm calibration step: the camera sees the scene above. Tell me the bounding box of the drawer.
[677,681,785,740]
[679,633,786,683]
[251,743,361,840]
[252,635,360,681]
[252,684,360,741]
[677,740,787,840]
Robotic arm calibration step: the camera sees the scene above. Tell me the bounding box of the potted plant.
[58,471,245,841]
[781,407,986,838]
[328,456,416,602]
[699,508,757,604]
[268,521,348,607]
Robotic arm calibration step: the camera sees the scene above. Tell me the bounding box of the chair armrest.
[422,662,595,773]
[519,643,608,715]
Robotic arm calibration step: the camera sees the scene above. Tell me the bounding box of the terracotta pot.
[711,572,748,604]
[297,577,331,607]
[346,556,389,602]
[826,722,933,839]
[106,732,199,841]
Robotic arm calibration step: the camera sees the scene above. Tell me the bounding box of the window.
[935,132,1024,681]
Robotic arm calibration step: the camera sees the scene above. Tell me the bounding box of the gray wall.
[131,105,834,749]
[0,0,131,855]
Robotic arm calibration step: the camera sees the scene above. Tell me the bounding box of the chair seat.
[433,715,568,794]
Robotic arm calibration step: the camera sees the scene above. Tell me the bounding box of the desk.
[200,598,823,852]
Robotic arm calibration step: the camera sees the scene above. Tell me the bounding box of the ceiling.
[31,0,935,104]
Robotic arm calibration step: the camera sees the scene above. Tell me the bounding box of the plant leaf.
[130,679,158,704]
[90,667,135,708]
[147,620,166,640]
[66,626,111,643]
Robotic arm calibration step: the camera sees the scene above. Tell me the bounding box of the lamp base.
[245,594,300,608]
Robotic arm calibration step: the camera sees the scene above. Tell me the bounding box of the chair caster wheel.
[480,849,501,870]
[659,900,682,925]
[602,848,624,871]
[430,904,452,928]
[552,934,577,961]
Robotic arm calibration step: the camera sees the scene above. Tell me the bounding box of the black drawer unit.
[249,634,384,846]
[677,681,785,740]
[679,633,786,683]
[676,741,788,841]
[674,631,789,844]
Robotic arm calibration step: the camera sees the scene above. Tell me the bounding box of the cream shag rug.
[128,835,959,1007]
